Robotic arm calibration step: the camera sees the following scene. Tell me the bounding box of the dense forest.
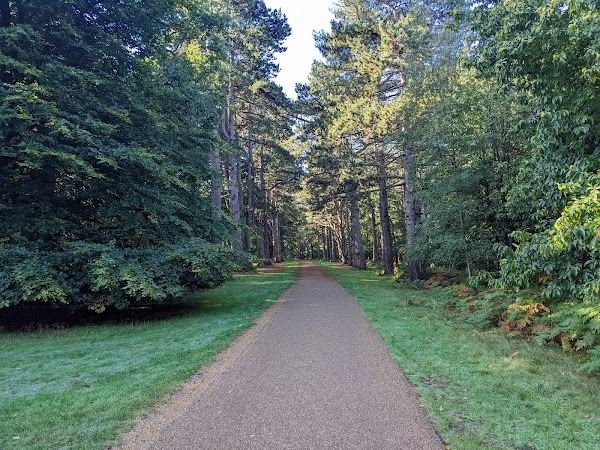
[1,1,599,365]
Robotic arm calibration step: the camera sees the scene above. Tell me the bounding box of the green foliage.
[490,168,600,368]
[0,240,250,309]
[467,0,600,369]
[401,52,527,271]
[0,1,258,309]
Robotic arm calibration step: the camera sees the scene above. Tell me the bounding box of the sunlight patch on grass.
[496,356,532,372]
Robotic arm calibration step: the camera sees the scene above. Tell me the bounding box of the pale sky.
[264,0,336,99]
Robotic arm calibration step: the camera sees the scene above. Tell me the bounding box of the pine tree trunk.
[209,136,221,244]
[256,214,265,259]
[404,146,422,281]
[345,201,353,266]
[258,146,271,263]
[350,191,366,269]
[318,237,322,260]
[370,200,378,264]
[263,202,271,263]
[244,125,254,252]
[336,204,348,264]
[228,153,243,251]
[221,59,242,252]
[377,148,394,275]
[329,228,337,261]
[272,208,282,263]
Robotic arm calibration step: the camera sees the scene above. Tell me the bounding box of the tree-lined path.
[120,262,443,449]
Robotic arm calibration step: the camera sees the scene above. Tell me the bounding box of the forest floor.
[118,261,443,449]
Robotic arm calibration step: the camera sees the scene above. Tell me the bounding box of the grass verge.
[0,262,297,450]
[321,262,600,450]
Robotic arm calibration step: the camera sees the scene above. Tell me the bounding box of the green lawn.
[321,262,600,450]
[0,262,297,449]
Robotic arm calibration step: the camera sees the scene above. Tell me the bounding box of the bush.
[0,239,251,310]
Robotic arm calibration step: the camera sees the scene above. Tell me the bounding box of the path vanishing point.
[119,262,444,449]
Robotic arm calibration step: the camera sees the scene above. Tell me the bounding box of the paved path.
[120,262,443,449]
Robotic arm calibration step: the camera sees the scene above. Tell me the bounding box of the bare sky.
[264,0,336,98]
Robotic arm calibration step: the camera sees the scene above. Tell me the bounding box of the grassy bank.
[0,263,297,450]
[321,262,600,450]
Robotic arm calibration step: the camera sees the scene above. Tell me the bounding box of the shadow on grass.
[0,301,202,333]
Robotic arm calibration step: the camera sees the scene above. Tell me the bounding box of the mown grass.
[0,262,298,449]
[321,262,600,450]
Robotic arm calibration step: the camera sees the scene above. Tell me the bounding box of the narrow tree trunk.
[228,153,243,251]
[370,199,378,264]
[220,55,242,252]
[256,215,265,259]
[377,148,394,275]
[345,201,352,266]
[244,124,254,252]
[404,146,422,281]
[318,237,322,260]
[264,191,273,263]
[350,191,366,269]
[258,147,271,263]
[336,203,348,264]
[209,137,222,244]
[272,207,282,263]
[1,0,10,27]
[329,228,337,261]
[334,233,345,264]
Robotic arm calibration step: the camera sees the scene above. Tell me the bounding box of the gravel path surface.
[119,262,444,449]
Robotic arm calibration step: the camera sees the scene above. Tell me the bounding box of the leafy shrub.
[502,301,550,335]
[393,266,405,282]
[372,262,385,276]
[535,301,600,355]
[0,240,251,310]
[441,287,512,329]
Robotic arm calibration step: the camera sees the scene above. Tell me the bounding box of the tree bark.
[228,153,243,251]
[377,148,394,275]
[350,191,366,269]
[257,146,271,263]
[336,203,348,264]
[345,200,353,266]
[1,0,10,27]
[403,146,422,280]
[369,199,378,264]
[329,227,337,261]
[244,124,254,252]
[272,202,282,263]
[209,137,221,244]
